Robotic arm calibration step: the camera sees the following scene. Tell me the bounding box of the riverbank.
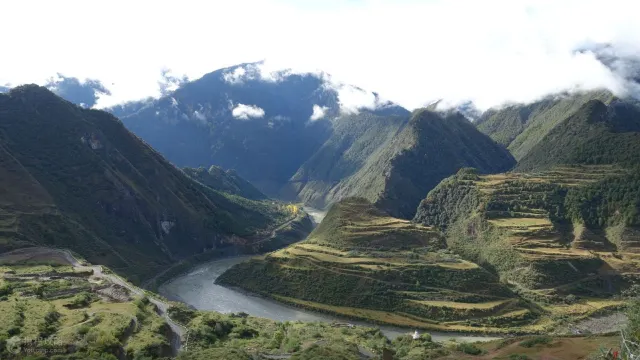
[159,256,502,342]
[143,209,314,291]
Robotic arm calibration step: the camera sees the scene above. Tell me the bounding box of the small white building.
[412,330,420,340]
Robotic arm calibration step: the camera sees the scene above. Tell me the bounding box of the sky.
[2,0,640,110]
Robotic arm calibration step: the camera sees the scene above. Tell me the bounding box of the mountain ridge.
[0,85,311,283]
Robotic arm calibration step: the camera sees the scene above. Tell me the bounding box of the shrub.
[456,342,483,355]
[564,294,578,304]
[0,284,13,297]
[65,292,93,309]
[519,336,553,348]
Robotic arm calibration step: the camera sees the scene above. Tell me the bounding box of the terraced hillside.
[218,199,545,333]
[414,166,640,300]
[0,251,176,359]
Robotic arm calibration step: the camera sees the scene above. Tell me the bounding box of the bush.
[509,355,531,360]
[456,342,483,355]
[78,325,91,336]
[38,308,62,338]
[65,292,93,309]
[0,284,13,297]
[519,336,553,348]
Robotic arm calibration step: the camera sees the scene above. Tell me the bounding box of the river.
[160,257,501,342]
[159,207,500,342]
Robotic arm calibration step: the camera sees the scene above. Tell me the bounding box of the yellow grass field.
[409,299,510,310]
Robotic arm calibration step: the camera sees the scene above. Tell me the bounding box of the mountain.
[321,109,516,218]
[281,110,409,208]
[183,165,267,201]
[111,62,404,196]
[217,198,539,333]
[515,98,640,171]
[476,90,615,160]
[0,85,311,283]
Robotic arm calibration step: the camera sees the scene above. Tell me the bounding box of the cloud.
[232,104,265,120]
[45,74,111,108]
[309,104,328,121]
[2,0,640,110]
[159,68,188,96]
[193,110,207,122]
[223,67,250,84]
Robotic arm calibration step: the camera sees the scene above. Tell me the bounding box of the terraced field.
[221,168,638,333]
[0,260,174,358]
[416,165,640,299]
[218,199,543,333]
[478,166,628,255]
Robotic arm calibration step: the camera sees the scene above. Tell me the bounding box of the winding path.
[59,250,188,354]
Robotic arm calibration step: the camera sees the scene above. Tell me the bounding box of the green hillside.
[0,86,311,283]
[476,90,615,160]
[515,99,640,172]
[282,112,408,209]
[414,166,640,298]
[326,109,515,218]
[183,165,267,200]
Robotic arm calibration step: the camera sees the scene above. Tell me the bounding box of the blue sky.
[2,0,639,110]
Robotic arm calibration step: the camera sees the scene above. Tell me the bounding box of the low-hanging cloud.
[45,74,111,108]
[3,0,640,111]
[232,103,265,120]
[159,68,188,96]
[309,104,328,121]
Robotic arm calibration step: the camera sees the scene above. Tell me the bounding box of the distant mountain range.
[109,63,515,218]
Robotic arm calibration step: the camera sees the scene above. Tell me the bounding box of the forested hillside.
[326,109,515,218]
[0,86,311,283]
[282,111,409,208]
[476,90,614,160]
[515,99,640,171]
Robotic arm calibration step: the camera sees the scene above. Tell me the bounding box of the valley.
[158,255,501,343]
[1,65,639,359]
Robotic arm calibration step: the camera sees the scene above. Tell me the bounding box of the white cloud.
[232,104,265,120]
[223,67,250,84]
[193,110,206,122]
[309,104,328,121]
[2,0,640,111]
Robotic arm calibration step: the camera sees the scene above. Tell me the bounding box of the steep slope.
[218,198,537,333]
[476,90,614,159]
[0,86,311,283]
[183,165,267,200]
[282,110,409,208]
[326,109,516,218]
[414,166,640,298]
[112,62,404,196]
[515,99,640,171]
